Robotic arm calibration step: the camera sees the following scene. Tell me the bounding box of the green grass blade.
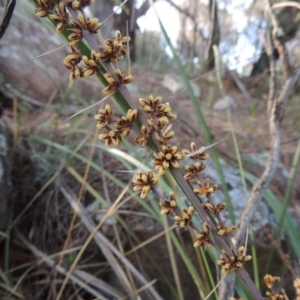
[149,1,234,223]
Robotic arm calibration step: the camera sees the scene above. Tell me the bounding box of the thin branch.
[164,0,207,41]
[263,26,277,116]
[234,0,300,247]
[234,66,300,245]
[272,1,300,10]
[265,0,291,79]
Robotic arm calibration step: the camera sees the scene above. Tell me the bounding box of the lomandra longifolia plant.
[32,0,271,298]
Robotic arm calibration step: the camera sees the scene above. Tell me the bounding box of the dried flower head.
[203,201,226,214]
[99,31,130,63]
[132,171,160,199]
[94,104,114,129]
[217,223,236,236]
[134,125,150,148]
[264,274,281,289]
[139,95,162,113]
[99,45,122,63]
[139,95,177,122]
[64,47,82,69]
[193,178,218,196]
[115,69,133,84]
[112,30,131,55]
[35,0,57,17]
[217,246,251,275]
[152,145,183,174]
[148,117,168,132]
[184,162,206,180]
[77,12,101,33]
[69,65,83,82]
[99,130,122,147]
[294,277,300,288]
[155,130,174,145]
[115,109,138,137]
[265,291,284,300]
[82,50,101,77]
[175,206,194,228]
[102,73,118,95]
[159,192,177,215]
[69,0,94,10]
[35,6,49,17]
[48,3,69,33]
[68,21,83,46]
[182,142,209,160]
[294,278,300,300]
[193,222,212,248]
[155,102,177,121]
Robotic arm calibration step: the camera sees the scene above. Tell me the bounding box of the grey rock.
[201,158,276,231]
[163,73,201,97]
[0,5,100,105]
[213,96,236,110]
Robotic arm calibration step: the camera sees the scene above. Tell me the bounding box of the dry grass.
[0,64,300,299]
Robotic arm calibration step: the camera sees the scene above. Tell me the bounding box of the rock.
[0,5,101,105]
[213,96,236,110]
[198,158,277,231]
[163,73,201,97]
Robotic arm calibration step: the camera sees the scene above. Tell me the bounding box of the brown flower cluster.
[35,0,132,92]
[175,206,194,228]
[263,274,284,300]
[217,246,251,275]
[152,145,183,174]
[159,192,177,215]
[67,0,94,10]
[182,143,211,188]
[184,161,206,180]
[193,222,212,248]
[34,1,262,295]
[139,95,177,133]
[182,142,209,160]
[217,223,236,236]
[134,125,149,148]
[295,278,300,300]
[102,69,133,95]
[203,200,226,214]
[193,178,218,196]
[132,171,160,199]
[94,104,137,146]
[99,30,130,63]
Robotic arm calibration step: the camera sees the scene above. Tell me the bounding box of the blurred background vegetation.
[0,0,300,299]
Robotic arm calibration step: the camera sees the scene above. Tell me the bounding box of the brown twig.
[265,0,292,79]
[235,65,300,245]
[263,28,277,116]
[235,0,300,248]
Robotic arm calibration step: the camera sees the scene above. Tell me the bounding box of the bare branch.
[234,65,300,245]
[234,0,300,247]
[272,1,300,10]
[164,0,207,41]
[263,26,277,116]
[265,0,292,79]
